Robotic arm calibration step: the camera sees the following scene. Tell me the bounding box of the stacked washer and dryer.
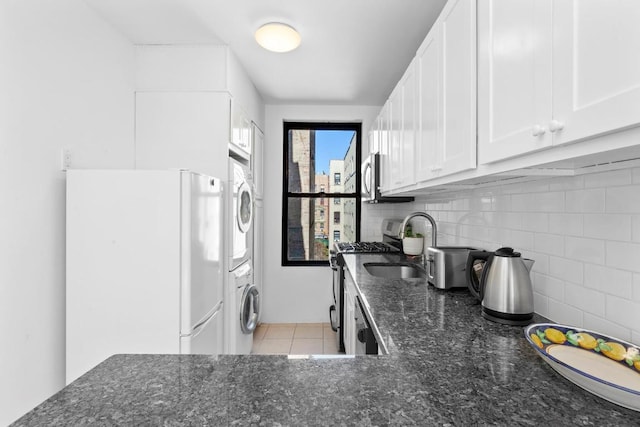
[225,155,260,354]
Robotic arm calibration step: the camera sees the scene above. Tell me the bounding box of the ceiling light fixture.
[255,22,301,53]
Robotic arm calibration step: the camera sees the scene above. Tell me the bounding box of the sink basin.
[363,263,426,279]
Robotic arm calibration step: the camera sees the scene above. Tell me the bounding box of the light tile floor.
[252,323,340,355]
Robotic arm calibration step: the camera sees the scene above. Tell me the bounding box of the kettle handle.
[466,250,491,301]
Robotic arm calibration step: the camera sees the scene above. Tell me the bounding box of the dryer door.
[236,181,253,233]
[239,284,260,334]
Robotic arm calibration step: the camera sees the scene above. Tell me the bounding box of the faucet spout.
[400,211,438,248]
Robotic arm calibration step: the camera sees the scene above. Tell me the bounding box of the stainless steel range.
[329,235,400,353]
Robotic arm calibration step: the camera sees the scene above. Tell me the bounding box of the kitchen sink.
[363,263,426,279]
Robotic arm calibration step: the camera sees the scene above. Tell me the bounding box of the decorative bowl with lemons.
[524,323,640,412]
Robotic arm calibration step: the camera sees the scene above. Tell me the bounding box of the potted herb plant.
[402,225,424,255]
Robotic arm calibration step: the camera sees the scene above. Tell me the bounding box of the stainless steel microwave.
[361,153,413,203]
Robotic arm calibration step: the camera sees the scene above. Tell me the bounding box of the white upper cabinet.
[478,0,553,164]
[415,0,476,181]
[400,60,417,187]
[378,102,391,193]
[479,0,640,164]
[552,1,640,146]
[416,27,440,183]
[388,85,403,189]
[439,0,477,176]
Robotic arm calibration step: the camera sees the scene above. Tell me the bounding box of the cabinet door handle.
[549,120,564,132]
[531,124,546,137]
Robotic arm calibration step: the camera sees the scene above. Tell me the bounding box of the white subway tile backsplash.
[584,264,633,299]
[583,214,631,241]
[605,241,640,273]
[521,213,549,232]
[583,313,632,343]
[532,273,564,300]
[549,256,583,284]
[605,295,640,329]
[564,236,605,264]
[548,298,583,326]
[584,169,632,188]
[564,283,605,317]
[531,191,565,212]
[525,251,549,275]
[549,175,584,191]
[606,185,640,213]
[533,293,549,318]
[632,215,640,242]
[565,188,606,213]
[549,213,583,237]
[379,165,640,342]
[534,233,564,256]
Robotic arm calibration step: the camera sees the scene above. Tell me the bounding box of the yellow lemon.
[530,334,543,349]
[634,360,640,371]
[574,332,598,350]
[544,328,566,344]
[601,342,626,361]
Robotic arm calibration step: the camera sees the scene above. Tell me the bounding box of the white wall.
[262,105,379,323]
[369,167,640,345]
[0,1,135,423]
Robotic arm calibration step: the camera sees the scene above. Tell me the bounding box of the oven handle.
[329,305,338,332]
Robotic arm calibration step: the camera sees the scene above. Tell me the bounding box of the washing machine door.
[239,284,260,334]
[236,180,253,233]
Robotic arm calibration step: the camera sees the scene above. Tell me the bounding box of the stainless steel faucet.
[399,211,438,248]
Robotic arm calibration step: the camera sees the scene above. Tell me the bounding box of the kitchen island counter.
[13,253,640,426]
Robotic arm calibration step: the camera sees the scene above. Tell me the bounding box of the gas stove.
[334,241,399,253]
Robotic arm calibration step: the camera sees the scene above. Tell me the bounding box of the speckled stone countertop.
[13,253,640,426]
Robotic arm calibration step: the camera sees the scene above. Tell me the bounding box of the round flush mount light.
[255,22,301,53]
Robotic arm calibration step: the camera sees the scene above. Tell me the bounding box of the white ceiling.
[85,0,447,105]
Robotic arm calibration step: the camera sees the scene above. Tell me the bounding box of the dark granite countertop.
[13,253,640,426]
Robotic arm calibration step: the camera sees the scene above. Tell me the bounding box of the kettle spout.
[523,258,535,272]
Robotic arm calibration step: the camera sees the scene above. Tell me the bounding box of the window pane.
[283,122,360,265]
[287,128,355,194]
[285,197,356,261]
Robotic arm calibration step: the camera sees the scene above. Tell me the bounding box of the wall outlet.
[61,148,72,171]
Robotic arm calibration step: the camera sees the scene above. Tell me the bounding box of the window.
[282,122,361,265]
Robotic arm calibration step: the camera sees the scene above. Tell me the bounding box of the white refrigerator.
[66,169,224,384]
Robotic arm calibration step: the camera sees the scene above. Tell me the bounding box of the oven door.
[329,251,345,352]
[354,296,378,355]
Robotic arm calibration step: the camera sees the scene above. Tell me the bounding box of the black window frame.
[282,121,361,266]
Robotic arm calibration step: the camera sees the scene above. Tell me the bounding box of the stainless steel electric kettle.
[465,247,535,326]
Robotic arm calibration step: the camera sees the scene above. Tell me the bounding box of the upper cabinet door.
[388,86,403,189]
[416,27,440,183]
[400,60,417,187]
[439,0,477,176]
[478,0,553,164]
[552,1,640,146]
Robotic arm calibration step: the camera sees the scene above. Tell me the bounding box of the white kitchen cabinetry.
[414,0,476,183]
[386,61,417,191]
[437,0,477,176]
[231,100,252,158]
[388,86,403,190]
[479,0,640,164]
[378,102,392,193]
[343,269,356,356]
[251,124,264,199]
[553,1,640,146]
[478,0,553,164]
[400,60,417,188]
[415,22,440,183]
